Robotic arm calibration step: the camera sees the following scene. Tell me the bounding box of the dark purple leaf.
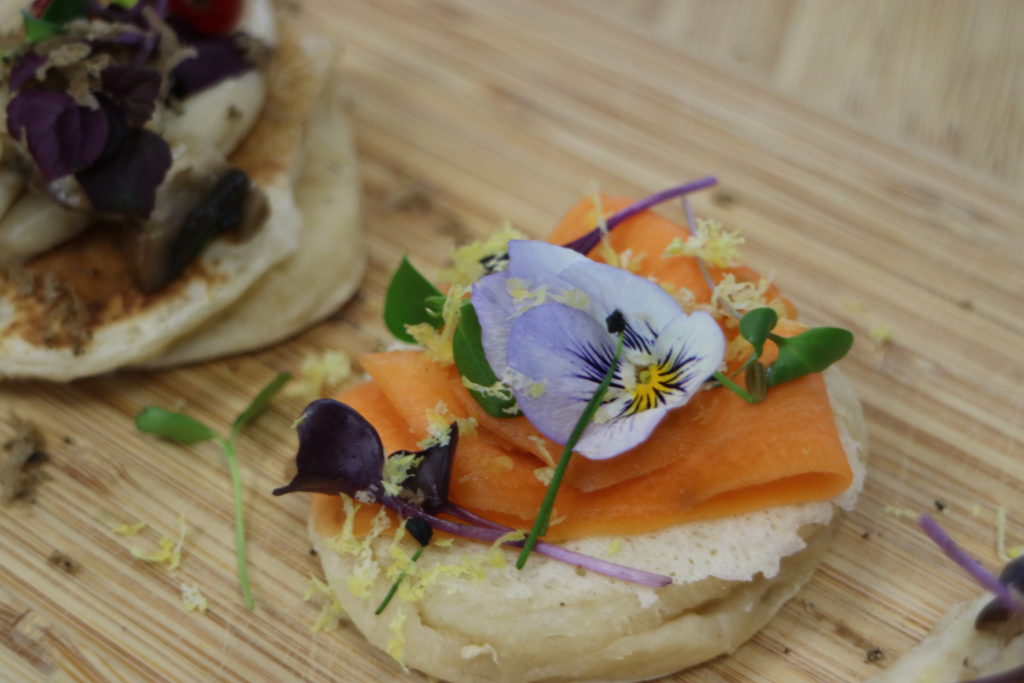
[7,90,109,181]
[399,424,457,514]
[101,65,161,127]
[75,127,170,217]
[8,52,47,91]
[272,399,386,499]
[171,36,250,97]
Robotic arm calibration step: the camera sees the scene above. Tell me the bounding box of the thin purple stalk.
[561,177,717,254]
[918,514,1021,613]
[387,499,671,588]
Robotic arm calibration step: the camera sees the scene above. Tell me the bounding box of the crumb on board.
[865,647,884,663]
[869,324,892,346]
[842,298,867,313]
[934,500,947,513]
[130,515,188,570]
[180,582,208,614]
[47,550,79,574]
[2,412,47,504]
[883,505,918,520]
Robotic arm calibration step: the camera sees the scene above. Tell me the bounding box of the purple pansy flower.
[472,240,725,460]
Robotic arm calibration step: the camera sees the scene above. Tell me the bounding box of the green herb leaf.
[232,372,291,436]
[21,11,63,43]
[739,307,778,359]
[384,257,443,343]
[40,0,88,25]
[135,407,217,444]
[452,302,520,418]
[768,327,854,386]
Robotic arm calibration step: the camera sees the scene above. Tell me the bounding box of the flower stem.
[516,332,626,570]
[713,371,756,404]
[219,436,255,609]
[374,546,425,615]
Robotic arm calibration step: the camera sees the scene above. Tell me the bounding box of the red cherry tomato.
[168,0,243,37]
[29,0,51,18]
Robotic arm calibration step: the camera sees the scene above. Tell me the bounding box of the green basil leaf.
[136,407,216,444]
[739,307,778,359]
[384,257,444,343]
[453,302,520,417]
[40,0,88,25]
[22,12,63,43]
[232,372,291,435]
[768,327,854,386]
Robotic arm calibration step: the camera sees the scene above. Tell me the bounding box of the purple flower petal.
[7,90,109,181]
[76,127,171,217]
[506,302,616,447]
[102,64,162,127]
[8,52,47,92]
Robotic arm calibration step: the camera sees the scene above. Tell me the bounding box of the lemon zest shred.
[437,222,523,287]
[663,218,744,267]
[533,466,554,486]
[551,288,590,309]
[131,514,187,570]
[526,435,556,467]
[461,377,515,402]
[328,497,392,598]
[405,282,470,364]
[382,453,422,497]
[386,610,409,671]
[842,298,868,313]
[286,350,353,400]
[180,582,208,614]
[417,401,478,449]
[304,576,348,632]
[607,539,622,557]
[585,187,621,269]
[113,521,147,536]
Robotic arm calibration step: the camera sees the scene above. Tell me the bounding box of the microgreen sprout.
[136,372,291,609]
[516,311,626,569]
[375,517,433,615]
[918,514,1021,614]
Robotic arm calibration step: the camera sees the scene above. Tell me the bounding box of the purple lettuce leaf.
[101,64,162,127]
[170,28,251,98]
[8,51,47,91]
[273,399,386,499]
[7,90,109,181]
[75,127,170,217]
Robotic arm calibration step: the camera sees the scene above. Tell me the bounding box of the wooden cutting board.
[2,1,1022,681]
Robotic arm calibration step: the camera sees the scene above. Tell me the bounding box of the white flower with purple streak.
[472,240,725,460]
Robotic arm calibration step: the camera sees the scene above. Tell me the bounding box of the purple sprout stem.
[386,499,672,588]
[918,514,1021,613]
[561,177,718,255]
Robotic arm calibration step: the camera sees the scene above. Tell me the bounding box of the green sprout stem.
[217,436,255,609]
[517,331,626,569]
[374,546,426,614]
[713,371,756,404]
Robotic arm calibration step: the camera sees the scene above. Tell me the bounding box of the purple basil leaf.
[171,36,251,98]
[75,127,170,217]
[400,424,457,513]
[101,65,161,127]
[7,90,109,181]
[273,399,386,499]
[8,52,47,91]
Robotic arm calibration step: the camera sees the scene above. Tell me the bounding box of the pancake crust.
[308,368,866,682]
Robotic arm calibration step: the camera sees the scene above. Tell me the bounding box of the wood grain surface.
[2,1,1022,681]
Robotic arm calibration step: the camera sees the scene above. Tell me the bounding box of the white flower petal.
[576,407,668,460]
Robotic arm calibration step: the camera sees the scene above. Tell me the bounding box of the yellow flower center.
[625,362,679,415]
